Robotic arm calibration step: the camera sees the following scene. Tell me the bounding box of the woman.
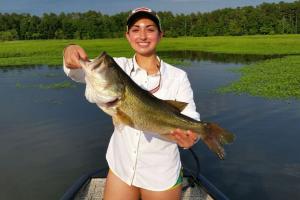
[63,7,200,200]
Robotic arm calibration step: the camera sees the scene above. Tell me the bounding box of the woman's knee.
[104,170,140,200]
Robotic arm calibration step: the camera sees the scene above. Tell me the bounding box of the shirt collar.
[131,54,141,74]
[131,54,165,76]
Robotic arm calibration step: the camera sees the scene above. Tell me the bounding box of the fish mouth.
[105,97,120,107]
[88,51,108,71]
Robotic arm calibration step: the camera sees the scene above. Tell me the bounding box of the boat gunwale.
[60,150,230,200]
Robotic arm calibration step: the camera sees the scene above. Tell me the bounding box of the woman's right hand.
[63,44,89,69]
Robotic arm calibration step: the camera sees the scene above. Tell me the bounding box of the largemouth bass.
[80,52,235,159]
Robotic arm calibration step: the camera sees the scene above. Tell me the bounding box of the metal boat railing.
[60,167,108,200]
[184,149,230,200]
[61,149,230,200]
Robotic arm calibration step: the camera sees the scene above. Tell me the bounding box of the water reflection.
[181,61,300,200]
[158,50,284,64]
[0,54,300,200]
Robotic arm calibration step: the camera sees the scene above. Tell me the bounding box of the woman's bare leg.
[103,170,140,200]
[140,185,182,200]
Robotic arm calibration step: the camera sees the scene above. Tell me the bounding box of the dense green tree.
[0,29,18,40]
[0,0,299,40]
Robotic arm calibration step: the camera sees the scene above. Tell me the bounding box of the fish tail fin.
[196,122,235,160]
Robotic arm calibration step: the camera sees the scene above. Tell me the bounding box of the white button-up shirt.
[63,55,200,191]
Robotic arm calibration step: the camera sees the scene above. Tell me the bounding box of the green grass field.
[1,35,299,66]
[1,34,300,99]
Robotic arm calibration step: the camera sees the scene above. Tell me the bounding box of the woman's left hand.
[169,129,199,149]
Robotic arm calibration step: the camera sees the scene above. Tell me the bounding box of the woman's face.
[126,18,163,56]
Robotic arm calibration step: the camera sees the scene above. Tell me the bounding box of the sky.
[0,0,296,15]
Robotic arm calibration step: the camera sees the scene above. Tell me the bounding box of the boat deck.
[74,177,214,200]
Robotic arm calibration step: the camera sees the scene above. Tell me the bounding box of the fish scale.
[79,52,235,159]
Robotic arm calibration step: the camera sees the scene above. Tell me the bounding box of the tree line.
[0,1,299,40]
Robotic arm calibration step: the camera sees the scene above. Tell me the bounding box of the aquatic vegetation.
[218,56,300,99]
[3,35,300,99]
[38,81,76,89]
[43,73,62,78]
[16,81,76,89]
[0,35,299,67]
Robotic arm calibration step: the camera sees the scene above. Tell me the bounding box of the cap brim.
[127,12,161,31]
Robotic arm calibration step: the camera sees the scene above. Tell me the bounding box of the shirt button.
[133,150,136,154]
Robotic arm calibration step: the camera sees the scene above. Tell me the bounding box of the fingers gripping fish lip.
[79,58,89,70]
[80,59,105,74]
[79,52,108,73]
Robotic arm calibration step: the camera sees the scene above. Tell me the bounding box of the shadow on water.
[158,50,284,64]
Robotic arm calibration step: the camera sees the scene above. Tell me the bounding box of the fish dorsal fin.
[164,100,188,112]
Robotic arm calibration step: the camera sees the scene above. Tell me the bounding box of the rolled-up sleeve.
[63,58,86,83]
[176,72,200,121]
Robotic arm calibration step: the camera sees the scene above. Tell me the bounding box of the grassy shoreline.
[1,35,300,99]
[218,55,300,99]
[0,35,299,67]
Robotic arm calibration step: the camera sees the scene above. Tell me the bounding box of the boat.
[61,149,229,200]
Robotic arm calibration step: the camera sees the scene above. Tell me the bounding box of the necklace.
[130,58,161,94]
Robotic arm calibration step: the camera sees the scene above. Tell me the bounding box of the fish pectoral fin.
[164,100,188,112]
[112,117,121,126]
[112,117,125,132]
[114,109,134,127]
